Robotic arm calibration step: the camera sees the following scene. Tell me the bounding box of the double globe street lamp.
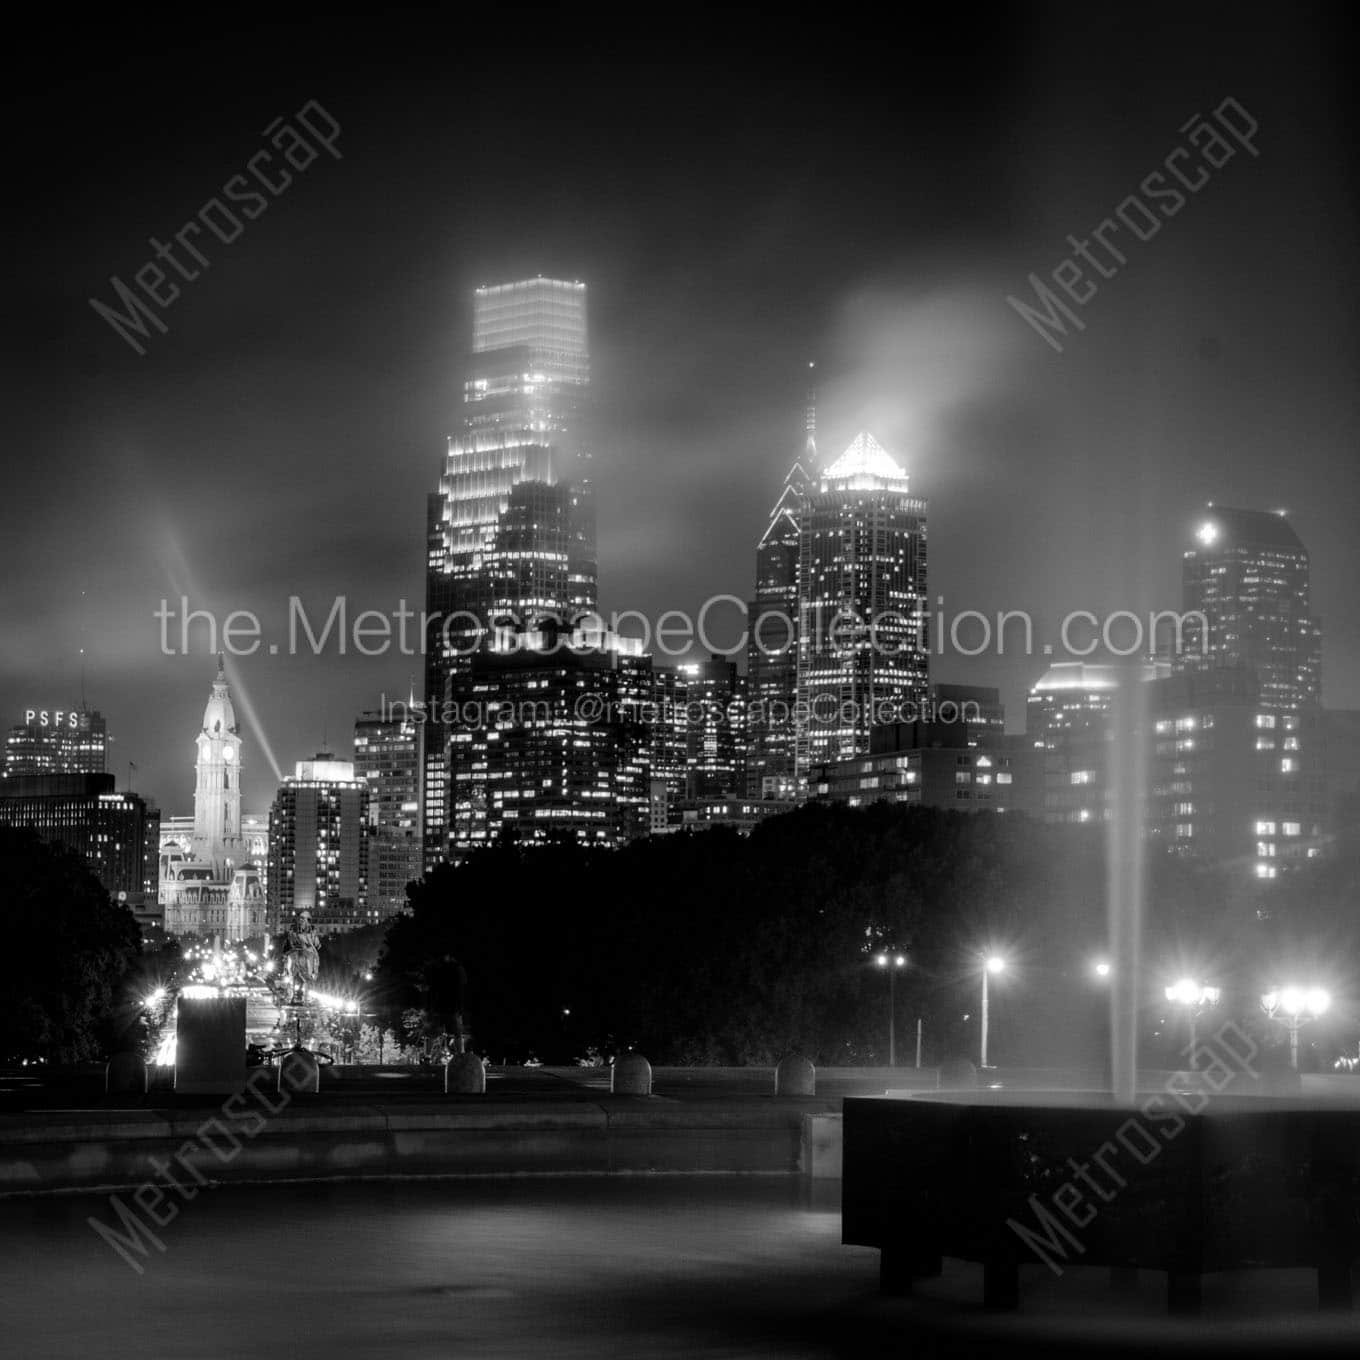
[1261,985,1331,1070]
[1164,977,1221,1065]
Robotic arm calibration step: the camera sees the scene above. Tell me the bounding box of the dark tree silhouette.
[373,805,1353,1068]
[0,827,142,1063]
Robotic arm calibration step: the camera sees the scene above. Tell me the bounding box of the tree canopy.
[0,827,142,1063]
[377,804,1334,1067]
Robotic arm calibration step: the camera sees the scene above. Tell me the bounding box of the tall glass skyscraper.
[450,644,651,851]
[746,376,814,798]
[795,432,928,772]
[1179,505,1321,711]
[354,709,423,919]
[266,755,371,936]
[424,278,596,865]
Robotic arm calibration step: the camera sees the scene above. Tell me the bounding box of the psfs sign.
[24,709,83,728]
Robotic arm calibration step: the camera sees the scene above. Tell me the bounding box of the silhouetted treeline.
[0,827,142,1063]
[377,805,1358,1067]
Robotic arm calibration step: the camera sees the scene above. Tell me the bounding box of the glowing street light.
[980,955,1006,1069]
[875,952,908,1066]
[1093,960,1112,979]
[1261,985,1331,1069]
[1164,977,1220,1064]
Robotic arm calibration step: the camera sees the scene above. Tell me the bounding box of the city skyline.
[5,10,1358,817]
[6,14,1360,1353]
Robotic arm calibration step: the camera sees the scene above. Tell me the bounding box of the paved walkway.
[4,1177,1360,1358]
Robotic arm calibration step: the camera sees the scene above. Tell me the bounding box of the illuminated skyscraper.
[444,277,592,596]
[679,655,748,798]
[746,373,813,798]
[795,432,928,771]
[267,754,371,936]
[486,480,575,626]
[4,705,107,778]
[354,709,423,919]
[472,278,590,391]
[449,631,651,852]
[0,774,160,929]
[1026,661,1123,824]
[649,665,691,801]
[1145,667,1321,879]
[1179,505,1321,711]
[424,278,594,864]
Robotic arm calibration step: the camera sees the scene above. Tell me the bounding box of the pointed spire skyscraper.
[745,368,816,798]
[804,360,818,462]
[795,431,928,771]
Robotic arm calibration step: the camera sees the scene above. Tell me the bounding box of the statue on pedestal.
[279,911,321,1004]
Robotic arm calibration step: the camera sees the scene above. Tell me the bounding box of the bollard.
[445,1051,487,1094]
[105,1051,149,1095]
[937,1057,978,1090]
[611,1052,652,1095]
[775,1054,816,1096]
[278,1047,321,1095]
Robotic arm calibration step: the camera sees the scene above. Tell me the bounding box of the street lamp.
[980,955,1006,1069]
[875,952,908,1066]
[1261,985,1330,1070]
[1164,977,1220,1065]
[1093,960,1112,979]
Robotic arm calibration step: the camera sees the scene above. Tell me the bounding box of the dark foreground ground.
[4,1176,1360,1359]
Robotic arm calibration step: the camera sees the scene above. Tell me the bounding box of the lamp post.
[875,952,907,1066]
[1164,978,1220,1066]
[1261,985,1330,1070]
[980,956,1006,1069]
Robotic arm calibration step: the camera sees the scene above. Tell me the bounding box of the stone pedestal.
[279,1047,321,1094]
[775,1054,815,1096]
[937,1057,977,1089]
[611,1053,652,1095]
[445,1052,486,1094]
[175,996,247,1094]
[105,1051,148,1094]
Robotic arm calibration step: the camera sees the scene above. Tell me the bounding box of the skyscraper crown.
[822,431,910,489]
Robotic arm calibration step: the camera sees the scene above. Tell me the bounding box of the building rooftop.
[822,431,909,488]
[1189,505,1308,555]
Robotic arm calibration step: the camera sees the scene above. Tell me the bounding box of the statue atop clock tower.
[191,653,245,877]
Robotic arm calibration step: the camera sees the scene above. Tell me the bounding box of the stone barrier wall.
[0,1100,836,1194]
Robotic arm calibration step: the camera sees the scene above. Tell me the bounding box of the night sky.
[4,5,1356,812]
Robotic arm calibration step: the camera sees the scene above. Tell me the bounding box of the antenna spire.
[804,361,817,463]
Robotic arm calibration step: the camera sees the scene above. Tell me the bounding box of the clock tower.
[191,654,244,876]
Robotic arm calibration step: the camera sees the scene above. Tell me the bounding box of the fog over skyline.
[3,7,1356,812]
